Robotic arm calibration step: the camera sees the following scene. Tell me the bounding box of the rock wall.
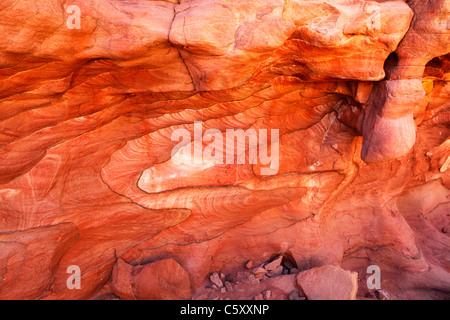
[0,0,449,300]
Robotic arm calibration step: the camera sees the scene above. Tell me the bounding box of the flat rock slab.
[111,258,191,300]
[296,265,358,300]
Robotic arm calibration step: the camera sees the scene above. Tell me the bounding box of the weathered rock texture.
[0,0,449,300]
[296,265,358,300]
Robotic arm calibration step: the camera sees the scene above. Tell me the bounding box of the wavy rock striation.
[0,0,449,300]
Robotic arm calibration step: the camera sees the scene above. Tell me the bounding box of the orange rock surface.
[0,0,448,300]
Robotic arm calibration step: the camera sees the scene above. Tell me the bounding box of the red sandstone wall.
[0,0,448,300]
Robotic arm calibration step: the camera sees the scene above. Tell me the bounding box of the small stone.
[245,260,254,269]
[252,267,267,279]
[238,271,260,284]
[263,290,272,300]
[225,281,233,292]
[210,272,224,288]
[220,287,226,293]
[252,267,267,275]
[296,265,358,300]
[254,293,264,300]
[375,289,389,300]
[288,290,300,300]
[264,255,283,271]
[269,265,284,277]
[283,261,295,270]
[248,274,260,284]
[220,272,226,280]
[289,268,300,274]
[440,156,450,173]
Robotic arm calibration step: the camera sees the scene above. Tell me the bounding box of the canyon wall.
[0,0,449,300]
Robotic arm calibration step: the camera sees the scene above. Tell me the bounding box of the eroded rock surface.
[0,0,449,300]
[110,258,191,300]
[296,265,358,300]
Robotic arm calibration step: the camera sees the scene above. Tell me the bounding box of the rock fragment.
[225,281,233,292]
[264,255,283,271]
[288,290,301,300]
[296,265,358,300]
[254,293,264,300]
[252,267,267,277]
[268,265,284,277]
[375,289,390,300]
[210,272,224,288]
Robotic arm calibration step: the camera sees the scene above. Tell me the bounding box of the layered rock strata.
[0,0,448,300]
